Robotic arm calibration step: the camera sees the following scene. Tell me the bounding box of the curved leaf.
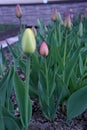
[67,86,87,120]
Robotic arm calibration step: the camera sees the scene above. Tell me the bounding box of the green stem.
[19,18,22,33]
[63,30,67,82]
[45,59,49,106]
[25,55,30,130]
[85,55,87,66]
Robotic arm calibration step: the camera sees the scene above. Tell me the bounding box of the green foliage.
[67,86,87,120]
[13,71,32,128]
[1,11,87,129]
[36,16,87,121]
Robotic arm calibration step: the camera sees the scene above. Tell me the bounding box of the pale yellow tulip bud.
[22,28,36,54]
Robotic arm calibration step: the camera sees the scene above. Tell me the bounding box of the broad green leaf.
[4,117,20,130]
[0,105,5,130]
[1,105,21,130]
[67,86,87,120]
[13,71,32,127]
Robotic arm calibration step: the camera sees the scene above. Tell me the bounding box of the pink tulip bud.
[39,41,49,57]
[16,4,22,18]
[63,13,72,28]
[51,8,58,21]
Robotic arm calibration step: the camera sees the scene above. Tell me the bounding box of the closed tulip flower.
[39,41,49,57]
[16,4,22,18]
[51,8,58,21]
[64,14,72,28]
[22,28,36,54]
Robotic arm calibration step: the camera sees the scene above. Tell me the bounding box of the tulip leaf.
[79,54,84,75]
[13,71,32,127]
[0,104,21,130]
[1,46,8,68]
[0,105,5,130]
[0,67,14,107]
[64,47,80,86]
[67,86,87,120]
[7,42,18,59]
[30,53,40,96]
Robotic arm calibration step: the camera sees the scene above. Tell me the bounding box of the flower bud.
[16,4,22,18]
[39,41,49,57]
[22,28,36,54]
[63,13,72,28]
[51,8,58,21]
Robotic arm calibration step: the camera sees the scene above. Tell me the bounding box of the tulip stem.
[19,18,22,33]
[45,58,49,107]
[25,55,30,130]
[63,30,67,82]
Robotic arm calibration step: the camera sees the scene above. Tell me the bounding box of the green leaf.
[13,71,32,127]
[4,117,20,130]
[0,104,22,130]
[0,67,14,107]
[79,54,84,75]
[67,86,87,120]
[1,46,8,68]
[0,105,5,130]
[64,47,81,86]
[30,53,40,93]
[7,42,17,59]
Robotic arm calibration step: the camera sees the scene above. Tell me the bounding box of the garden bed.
[1,3,87,130]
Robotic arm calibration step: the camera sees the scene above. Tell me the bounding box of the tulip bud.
[78,21,83,37]
[63,13,72,28]
[32,26,37,37]
[51,8,58,21]
[39,41,49,57]
[22,28,36,54]
[16,4,22,18]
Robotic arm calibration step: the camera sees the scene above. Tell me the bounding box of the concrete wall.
[0,2,87,26]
